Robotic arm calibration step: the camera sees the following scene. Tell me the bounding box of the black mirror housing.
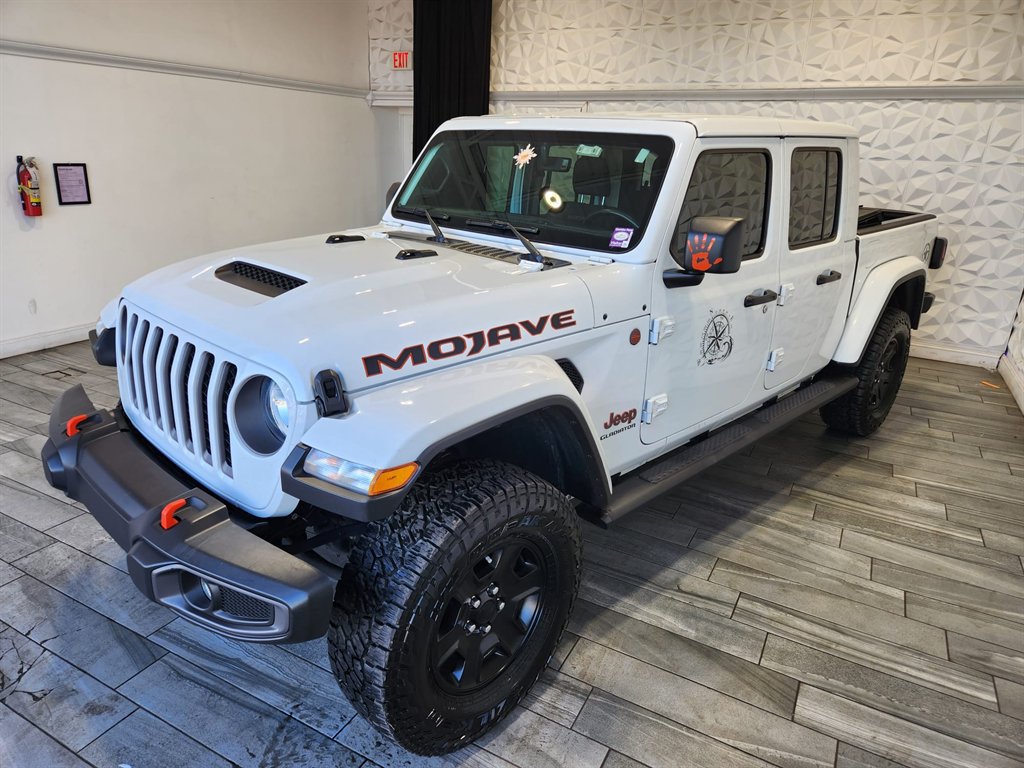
[678,216,744,274]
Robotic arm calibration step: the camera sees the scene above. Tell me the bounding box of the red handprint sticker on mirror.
[687,232,723,272]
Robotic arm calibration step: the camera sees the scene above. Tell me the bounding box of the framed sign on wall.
[53,163,91,205]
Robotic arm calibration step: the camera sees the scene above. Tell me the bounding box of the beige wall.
[1,0,370,88]
[0,0,399,357]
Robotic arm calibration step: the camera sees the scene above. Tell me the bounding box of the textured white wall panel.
[368,0,1024,365]
[369,0,413,93]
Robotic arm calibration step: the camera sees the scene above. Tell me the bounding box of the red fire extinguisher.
[17,155,42,217]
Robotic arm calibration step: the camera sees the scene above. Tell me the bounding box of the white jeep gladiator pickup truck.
[41,114,947,754]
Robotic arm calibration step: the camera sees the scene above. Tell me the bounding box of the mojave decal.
[362,309,577,377]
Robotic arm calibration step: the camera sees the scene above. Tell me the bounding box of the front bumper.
[40,385,335,643]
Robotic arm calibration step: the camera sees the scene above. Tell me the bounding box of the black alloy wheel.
[821,306,911,436]
[431,539,548,694]
[328,460,581,755]
[868,336,901,420]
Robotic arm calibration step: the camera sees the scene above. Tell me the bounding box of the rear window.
[789,148,842,248]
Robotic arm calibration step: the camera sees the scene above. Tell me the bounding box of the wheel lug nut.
[487,584,499,596]
[497,601,505,611]
[469,597,481,609]
[482,624,491,634]
[466,622,477,633]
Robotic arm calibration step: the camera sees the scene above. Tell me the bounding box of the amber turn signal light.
[368,462,418,496]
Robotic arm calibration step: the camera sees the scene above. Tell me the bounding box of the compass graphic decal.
[699,310,734,366]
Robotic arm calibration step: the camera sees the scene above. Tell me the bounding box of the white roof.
[449,112,858,139]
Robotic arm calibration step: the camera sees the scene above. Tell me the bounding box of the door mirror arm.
[662,269,705,288]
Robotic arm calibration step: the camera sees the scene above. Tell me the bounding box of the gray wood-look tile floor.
[1,341,1022,768]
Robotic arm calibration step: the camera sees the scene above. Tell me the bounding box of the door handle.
[744,289,778,307]
[816,270,842,285]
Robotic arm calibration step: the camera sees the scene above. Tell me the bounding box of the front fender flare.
[833,259,925,365]
[282,355,608,520]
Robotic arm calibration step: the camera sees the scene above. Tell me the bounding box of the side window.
[789,148,842,248]
[674,150,770,261]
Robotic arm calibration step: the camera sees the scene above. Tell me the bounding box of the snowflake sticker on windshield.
[609,227,634,248]
[513,144,537,168]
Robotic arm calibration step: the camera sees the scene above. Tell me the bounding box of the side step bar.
[589,375,858,527]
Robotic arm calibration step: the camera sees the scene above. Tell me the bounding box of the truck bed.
[858,206,935,235]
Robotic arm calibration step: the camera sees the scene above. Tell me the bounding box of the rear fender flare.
[833,259,925,365]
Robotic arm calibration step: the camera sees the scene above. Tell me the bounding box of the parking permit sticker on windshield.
[609,227,634,248]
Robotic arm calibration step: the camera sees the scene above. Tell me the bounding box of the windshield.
[393,130,674,253]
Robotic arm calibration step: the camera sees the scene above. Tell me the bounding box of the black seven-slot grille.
[119,305,239,475]
[214,261,306,297]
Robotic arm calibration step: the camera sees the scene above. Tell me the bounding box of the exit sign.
[392,51,412,70]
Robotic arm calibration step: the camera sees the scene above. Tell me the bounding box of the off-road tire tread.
[821,306,911,436]
[328,459,581,755]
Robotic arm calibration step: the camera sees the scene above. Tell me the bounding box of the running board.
[588,376,858,527]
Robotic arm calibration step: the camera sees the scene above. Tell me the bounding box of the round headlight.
[263,379,289,438]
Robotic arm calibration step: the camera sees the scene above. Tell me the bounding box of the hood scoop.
[215,261,306,298]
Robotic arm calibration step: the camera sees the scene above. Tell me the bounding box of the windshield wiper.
[393,205,450,244]
[465,218,544,265]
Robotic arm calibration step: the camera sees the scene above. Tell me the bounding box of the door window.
[789,148,842,248]
[674,150,770,261]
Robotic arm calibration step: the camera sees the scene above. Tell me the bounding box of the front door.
[642,139,781,445]
[765,139,856,389]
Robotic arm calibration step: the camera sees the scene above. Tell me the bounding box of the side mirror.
[679,216,744,274]
[385,181,401,207]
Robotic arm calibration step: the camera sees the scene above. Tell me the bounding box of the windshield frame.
[390,129,676,255]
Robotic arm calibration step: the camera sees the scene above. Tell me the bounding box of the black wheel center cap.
[473,600,499,625]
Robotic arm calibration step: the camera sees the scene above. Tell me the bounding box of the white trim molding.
[491,84,1024,104]
[0,40,370,99]
[0,323,94,360]
[910,341,1000,371]
[369,90,414,108]
[369,83,1024,109]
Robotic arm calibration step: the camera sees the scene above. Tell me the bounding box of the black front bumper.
[40,385,335,643]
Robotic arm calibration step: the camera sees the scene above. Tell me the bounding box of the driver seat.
[572,155,610,206]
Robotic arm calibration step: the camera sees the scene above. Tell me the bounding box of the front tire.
[328,460,581,755]
[821,306,911,436]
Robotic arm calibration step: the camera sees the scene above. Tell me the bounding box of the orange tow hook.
[160,498,189,530]
[65,414,90,437]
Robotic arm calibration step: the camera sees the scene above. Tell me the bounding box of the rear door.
[642,138,781,444]
[765,140,856,389]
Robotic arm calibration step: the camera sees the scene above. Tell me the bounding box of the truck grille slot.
[120,307,239,475]
[219,586,274,622]
[214,261,306,297]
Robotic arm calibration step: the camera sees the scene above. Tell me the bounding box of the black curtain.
[412,0,492,157]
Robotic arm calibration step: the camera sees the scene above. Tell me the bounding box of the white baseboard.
[910,339,1000,370]
[0,324,93,359]
[997,354,1024,414]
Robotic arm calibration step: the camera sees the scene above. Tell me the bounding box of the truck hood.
[120,231,596,400]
